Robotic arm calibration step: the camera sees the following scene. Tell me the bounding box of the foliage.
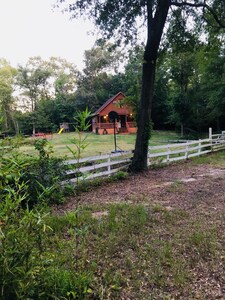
[0,200,49,298]
[111,170,128,180]
[67,108,92,161]
[0,137,66,207]
[122,47,143,119]
[16,56,79,135]
[24,141,66,206]
[0,155,92,299]
[0,154,42,298]
[75,43,123,111]
[0,59,18,133]
[65,108,92,194]
[57,0,225,171]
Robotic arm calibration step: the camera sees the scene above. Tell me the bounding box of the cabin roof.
[94,92,126,115]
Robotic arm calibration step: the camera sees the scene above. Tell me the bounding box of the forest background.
[0,9,224,138]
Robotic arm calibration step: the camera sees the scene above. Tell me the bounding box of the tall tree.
[166,9,198,135]
[200,28,225,131]
[47,56,78,98]
[0,59,18,133]
[75,43,122,111]
[16,56,78,134]
[57,0,225,171]
[122,47,143,117]
[16,57,52,112]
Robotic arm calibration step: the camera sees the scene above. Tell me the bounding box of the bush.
[22,155,66,206]
[0,155,66,208]
[0,160,47,299]
[0,154,93,299]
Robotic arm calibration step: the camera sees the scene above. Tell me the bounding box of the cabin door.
[120,115,126,128]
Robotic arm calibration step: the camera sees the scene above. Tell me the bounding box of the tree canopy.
[57,0,225,171]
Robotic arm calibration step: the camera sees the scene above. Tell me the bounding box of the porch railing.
[96,123,114,129]
[126,122,136,128]
[94,122,136,129]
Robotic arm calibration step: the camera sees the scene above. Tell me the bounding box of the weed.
[152,203,166,213]
[111,170,128,180]
[166,180,184,192]
[187,230,217,261]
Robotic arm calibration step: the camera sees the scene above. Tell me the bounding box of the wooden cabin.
[92,92,137,135]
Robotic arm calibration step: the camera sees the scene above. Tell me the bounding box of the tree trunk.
[216,117,220,132]
[9,110,19,134]
[14,119,19,135]
[181,123,184,137]
[33,124,36,136]
[3,109,8,131]
[130,0,170,172]
[129,58,156,171]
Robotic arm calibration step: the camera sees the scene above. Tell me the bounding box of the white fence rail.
[63,137,225,184]
[63,151,133,184]
[149,139,208,165]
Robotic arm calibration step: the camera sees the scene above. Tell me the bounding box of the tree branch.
[170,1,225,28]
[170,1,206,8]
[204,4,225,28]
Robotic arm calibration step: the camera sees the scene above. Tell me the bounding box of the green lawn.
[19,130,181,158]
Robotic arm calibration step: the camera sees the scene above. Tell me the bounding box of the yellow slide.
[58,128,64,134]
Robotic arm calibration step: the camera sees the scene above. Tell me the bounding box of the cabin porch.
[92,114,136,135]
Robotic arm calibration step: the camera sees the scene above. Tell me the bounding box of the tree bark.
[181,123,184,137]
[130,0,170,172]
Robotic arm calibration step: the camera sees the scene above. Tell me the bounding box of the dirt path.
[55,160,225,214]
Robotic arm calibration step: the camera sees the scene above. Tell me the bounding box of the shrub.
[0,160,47,299]
[22,155,66,206]
[1,153,66,208]
[0,156,93,299]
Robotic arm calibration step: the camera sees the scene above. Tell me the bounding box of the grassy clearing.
[18,130,180,158]
[47,202,224,299]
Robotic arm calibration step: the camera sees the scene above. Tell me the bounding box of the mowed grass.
[48,201,224,299]
[19,130,180,158]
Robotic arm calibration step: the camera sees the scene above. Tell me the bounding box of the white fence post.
[167,145,170,162]
[198,140,201,156]
[147,152,151,166]
[209,127,212,140]
[185,143,189,159]
[108,155,111,173]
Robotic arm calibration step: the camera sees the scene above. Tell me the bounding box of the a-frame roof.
[94,92,126,115]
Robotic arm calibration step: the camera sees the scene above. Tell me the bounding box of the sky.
[0,0,98,71]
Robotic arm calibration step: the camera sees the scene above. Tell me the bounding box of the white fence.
[148,138,224,165]
[63,151,133,184]
[63,136,225,184]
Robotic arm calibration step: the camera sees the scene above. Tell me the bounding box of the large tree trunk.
[130,0,170,172]
[130,56,156,171]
